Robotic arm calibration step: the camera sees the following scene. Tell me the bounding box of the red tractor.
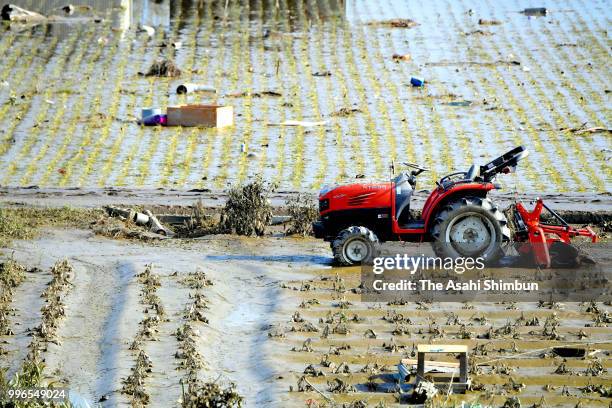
[313,146,597,266]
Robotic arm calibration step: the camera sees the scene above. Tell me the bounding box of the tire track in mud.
[202,253,285,407]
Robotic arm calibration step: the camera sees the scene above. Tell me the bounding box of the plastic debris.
[176,83,216,95]
[522,7,547,17]
[410,77,425,87]
[392,53,411,61]
[1,4,46,22]
[478,18,502,25]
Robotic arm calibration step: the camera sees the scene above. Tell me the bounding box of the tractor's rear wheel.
[332,226,378,266]
[430,197,510,263]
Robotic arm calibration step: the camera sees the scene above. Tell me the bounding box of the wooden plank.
[401,359,460,368]
[417,344,468,353]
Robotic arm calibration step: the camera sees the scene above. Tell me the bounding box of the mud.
[0,224,610,407]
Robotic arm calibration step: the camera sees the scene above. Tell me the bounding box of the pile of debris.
[98,182,319,239]
[285,194,318,236]
[219,179,274,236]
[95,206,172,240]
[142,58,182,78]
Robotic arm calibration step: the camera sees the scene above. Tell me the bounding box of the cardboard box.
[166,104,233,128]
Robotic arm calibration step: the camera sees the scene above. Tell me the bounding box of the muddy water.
[0,0,609,192]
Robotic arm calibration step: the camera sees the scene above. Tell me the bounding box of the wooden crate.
[166,104,233,128]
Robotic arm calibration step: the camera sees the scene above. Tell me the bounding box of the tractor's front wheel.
[431,197,510,263]
[332,226,378,266]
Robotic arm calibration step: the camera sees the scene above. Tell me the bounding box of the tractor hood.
[318,182,392,214]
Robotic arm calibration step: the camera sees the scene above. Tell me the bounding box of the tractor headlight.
[319,199,330,212]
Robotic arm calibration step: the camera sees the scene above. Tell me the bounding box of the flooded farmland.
[0,1,611,407]
[0,0,609,192]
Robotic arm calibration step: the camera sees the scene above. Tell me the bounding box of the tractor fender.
[422,183,495,233]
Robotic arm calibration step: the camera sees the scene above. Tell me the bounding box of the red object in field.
[314,146,530,265]
[514,198,597,268]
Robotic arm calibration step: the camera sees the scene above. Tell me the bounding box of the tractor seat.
[465,164,480,181]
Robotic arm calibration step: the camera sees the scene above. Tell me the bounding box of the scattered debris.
[426,60,521,67]
[560,123,612,135]
[226,90,282,98]
[103,206,173,237]
[502,396,522,408]
[327,378,355,393]
[522,7,547,17]
[137,24,155,37]
[553,347,587,358]
[410,77,425,87]
[465,29,493,36]
[332,108,362,117]
[142,58,182,77]
[478,18,502,25]
[141,108,162,124]
[392,53,411,61]
[1,4,46,22]
[176,83,216,95]
[445,100,473,107]
[369,19,418,28]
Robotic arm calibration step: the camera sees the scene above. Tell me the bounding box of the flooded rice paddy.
[0,0,609,192]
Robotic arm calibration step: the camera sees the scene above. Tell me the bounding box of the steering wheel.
[401,162,431,173]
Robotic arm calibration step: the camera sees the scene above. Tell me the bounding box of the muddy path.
[1,228,332,407]
[0,226,610,407]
